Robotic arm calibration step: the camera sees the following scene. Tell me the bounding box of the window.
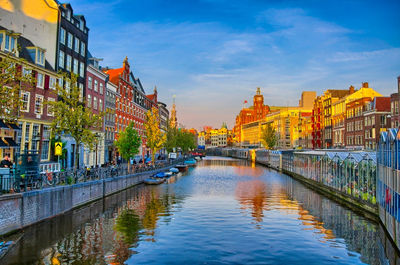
[79,62,84,77]
[99,99,103,111]
[59,50,65,68]
[94,80,98,92]
[58,78,63,88]
[93,96,98,110]
[66,55,72,71]
[60,27,66,45]
[87,94,92,108]
[73,58,78,74]
[100,83,103,94]
[22,68,32,77]
[21,92,30,112]
[81,42,85,56]
[35,95,44,115]
[67,33,73,49]
[74,37,79,53]
[65,80,70,93]
[36,73,44,88]
[4,34,17,52]
[79,83,83,101]
[49,77,56,89]
[47,98,55,116]
[88,76,92,89]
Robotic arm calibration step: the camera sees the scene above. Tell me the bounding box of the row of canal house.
[311,80,400,150]
[0,1,165,169]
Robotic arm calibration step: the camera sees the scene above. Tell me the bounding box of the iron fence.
[0,157,187,194]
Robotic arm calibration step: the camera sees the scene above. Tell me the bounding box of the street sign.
[55,142,62,156]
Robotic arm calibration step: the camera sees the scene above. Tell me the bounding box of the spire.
[170,95,177,128]
[256,87,261,95]
[154,85,157,94]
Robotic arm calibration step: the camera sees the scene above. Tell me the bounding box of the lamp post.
[94,133,100,167]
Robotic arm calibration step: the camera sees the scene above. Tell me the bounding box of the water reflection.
[2,157,399,265]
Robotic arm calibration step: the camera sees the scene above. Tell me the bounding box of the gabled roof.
[104,67,123,85]
[325,89,350,99]
[146,94,156,101]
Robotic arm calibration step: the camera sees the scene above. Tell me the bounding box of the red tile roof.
[104,67,123,85]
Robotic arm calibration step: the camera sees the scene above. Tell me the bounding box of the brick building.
[345,97,372,149]
[0,27,58,162]
[364,97,391,150]
[233,88,271,145]
[83,55,107,167]
[105,57,157,157]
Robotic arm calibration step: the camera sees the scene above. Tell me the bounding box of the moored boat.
[144,178,165,185]
[175,164,188,172]
[184,158,197,166]
[169,167,179,174]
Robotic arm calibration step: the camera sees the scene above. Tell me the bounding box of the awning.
[0,138,8,148]
[6,122,20,130]
[4,137,18,147]
[0,120,9,129]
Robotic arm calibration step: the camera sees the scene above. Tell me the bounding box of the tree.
[176,130,196,152]
[261,123,277,150]
[164,122,178,153]
[0,54,35,122]
[114,122,141,171]
[46,73,104,170]
[144,107,166,165]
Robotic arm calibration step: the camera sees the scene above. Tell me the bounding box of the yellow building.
[240,92,316,149]
[332,82,382,147]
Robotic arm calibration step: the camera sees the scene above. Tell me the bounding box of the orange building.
[233,88,270,144]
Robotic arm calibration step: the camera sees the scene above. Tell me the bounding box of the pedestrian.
[0,155,12,168]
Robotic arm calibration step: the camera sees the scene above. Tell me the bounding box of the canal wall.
[0,167,168,237]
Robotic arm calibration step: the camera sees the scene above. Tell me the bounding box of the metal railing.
[0,157,187,194]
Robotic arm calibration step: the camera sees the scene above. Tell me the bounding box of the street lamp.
[94,133,100,167]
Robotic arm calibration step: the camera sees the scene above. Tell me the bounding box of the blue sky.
[69,0,400,129]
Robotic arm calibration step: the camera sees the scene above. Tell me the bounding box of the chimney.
[349,85,355,94]
[362,82,369,88]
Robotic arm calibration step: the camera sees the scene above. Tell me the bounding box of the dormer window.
[27,47,46,66]
[0,30,20,54]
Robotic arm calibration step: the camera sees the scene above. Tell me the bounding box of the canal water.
[1,157,399,264]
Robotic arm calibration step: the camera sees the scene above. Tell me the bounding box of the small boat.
[184,158,197,166]
[169,167,179,174]
[164,171,173,177]
[194,156,201,161]
[154,172,166,178]
[144,178,165,185]
[176,164,188,172]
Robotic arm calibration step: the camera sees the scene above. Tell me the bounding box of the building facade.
[391,92,400,129]
[105,81,117,163]
[158,101,169,133]
[344,97,372,149]
[0,28,58,162]
[83,56,107,167]
[363,97,391,150]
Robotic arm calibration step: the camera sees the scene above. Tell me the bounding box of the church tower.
[170,95,178,128]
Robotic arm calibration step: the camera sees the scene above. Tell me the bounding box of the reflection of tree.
[236,180,267,222]
[115,208,141,245]
[142,192,166,235]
